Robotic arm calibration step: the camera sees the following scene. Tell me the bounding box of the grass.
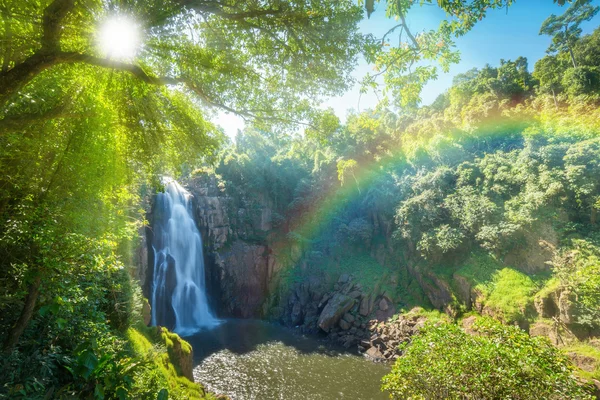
[454,252,540,322]
[562,342,600,381]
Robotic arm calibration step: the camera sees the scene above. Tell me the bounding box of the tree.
[359,0,576,108]
[540,0,599,67]
[0,0,363,127]
[0,0,364,351]
[533,55,568,106]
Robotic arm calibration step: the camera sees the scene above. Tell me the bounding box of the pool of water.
[184,319,390,400]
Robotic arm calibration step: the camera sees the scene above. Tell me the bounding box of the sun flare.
[98,16,140,60]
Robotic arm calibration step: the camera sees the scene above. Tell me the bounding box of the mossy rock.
[158,327,194,381]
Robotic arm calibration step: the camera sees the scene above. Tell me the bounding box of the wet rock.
[318,293,356,332]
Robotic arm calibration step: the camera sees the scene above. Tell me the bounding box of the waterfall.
[150,178,218,335]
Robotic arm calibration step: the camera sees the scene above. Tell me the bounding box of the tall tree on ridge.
[540,0,599,67]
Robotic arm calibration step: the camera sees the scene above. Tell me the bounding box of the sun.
[98,16,141,60]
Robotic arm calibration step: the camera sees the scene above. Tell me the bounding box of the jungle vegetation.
[0,0,599,399]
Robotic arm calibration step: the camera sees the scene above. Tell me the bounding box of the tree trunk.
[565,25,577,68]
[3,274,42,352]
[568,47,577,68]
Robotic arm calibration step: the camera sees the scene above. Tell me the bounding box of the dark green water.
[184,319,390,400]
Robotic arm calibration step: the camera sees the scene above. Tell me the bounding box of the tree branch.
[41,0,75,51]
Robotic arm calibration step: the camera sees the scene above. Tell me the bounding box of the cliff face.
[186,174,279,319]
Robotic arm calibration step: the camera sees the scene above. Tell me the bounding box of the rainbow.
[269,100,600,263]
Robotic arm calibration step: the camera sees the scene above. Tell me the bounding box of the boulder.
[365,346,384,361]
[559,290,576,324]
[339,319,352,330]
[379,298,389,311]
[318,293,356,332]
[342,313,355,323]
[359,295,372,316]
[142,298,152,326]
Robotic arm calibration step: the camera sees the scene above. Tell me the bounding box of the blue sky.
[215,0,600,138]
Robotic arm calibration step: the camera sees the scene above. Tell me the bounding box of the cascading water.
[150,178,218,335]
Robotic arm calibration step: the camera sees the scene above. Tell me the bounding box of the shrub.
[382,318,594,399]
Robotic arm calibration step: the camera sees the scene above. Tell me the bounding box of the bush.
[382,318,594,399]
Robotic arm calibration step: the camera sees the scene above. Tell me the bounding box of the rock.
[567,352,598,372]
[461,315,477,335]
[342,313,355,323]
[339,319,352,330]
[559,290,576,324]
[343,336,358,348]
[365,346,384,361]
[338,273,350,284]
[529,321,563,345]
[290,302,304,326]
[160,327,194,381]
[379,298,389,311]
[359,295,372,316]
[348,290,363,299]
[318,293,356,332]
[142,298,152,326]
[534,292,559,318]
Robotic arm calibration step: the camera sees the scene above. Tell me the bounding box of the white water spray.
[150,178,218,335]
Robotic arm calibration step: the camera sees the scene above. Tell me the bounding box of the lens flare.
[98,16,140,60]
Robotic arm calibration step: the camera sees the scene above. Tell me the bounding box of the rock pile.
[358,311,428,361]
[276,273,435,361]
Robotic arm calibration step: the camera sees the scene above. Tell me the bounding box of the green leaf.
[94,383,105,400]
[157,388,169,400]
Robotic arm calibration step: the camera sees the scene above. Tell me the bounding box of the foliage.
[382,318,594,399]
[540,0,599,67]
[552,239,600,328]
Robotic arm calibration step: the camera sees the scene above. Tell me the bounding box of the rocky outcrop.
[276,274,406,352]
[358,309,429,361]
[158,327,194,381]
[318,293,356,332]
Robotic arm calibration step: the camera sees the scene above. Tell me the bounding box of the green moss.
[455,253,539,322]
[485,268,538,321]
[126,323,214,400]
[535,276,561,301]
